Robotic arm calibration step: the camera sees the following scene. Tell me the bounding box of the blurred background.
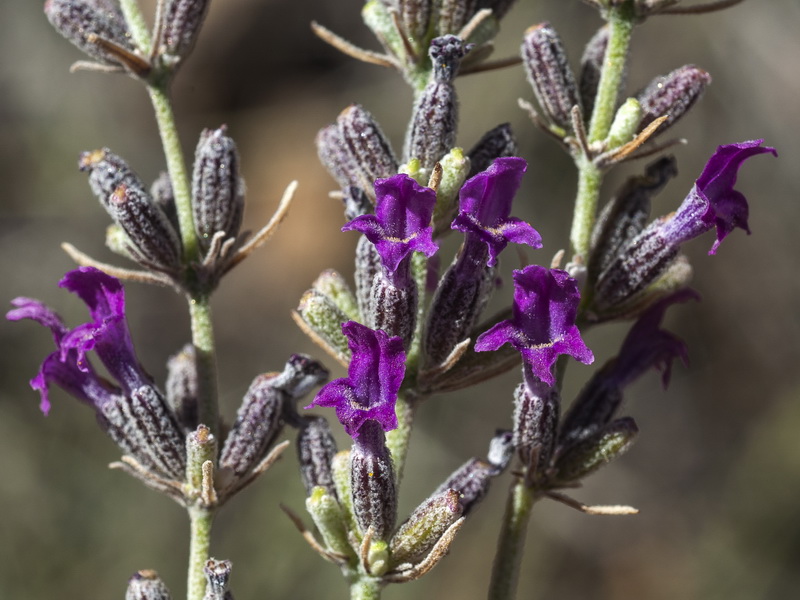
[1,0,799,598]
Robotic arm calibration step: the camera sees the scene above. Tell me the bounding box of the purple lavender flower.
[593,140,776,312]
[475,266,593,385]
[451,157,542,267]
[7,267,150,414]
[343,174,438,279]
[306,321,404,438]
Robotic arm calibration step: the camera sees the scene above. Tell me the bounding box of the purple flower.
[660,139,776,255]
[451,157,542,267]
[343,174,438,276]
[306,321,405,438]
[475,266,593,385]
[7,267,149,414]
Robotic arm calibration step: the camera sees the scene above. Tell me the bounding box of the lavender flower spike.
[306,321,405,438]
[451,157,542,267]
[683,139,776,255]
[475,266,593,385]
[343,174,438,280]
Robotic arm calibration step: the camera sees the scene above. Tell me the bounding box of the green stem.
[119,0,152,53]
[569,2,635,259]
[187,506,215,600]
[587,4,635,144]
[349,575,383,600]
[146,84,201,264]
[569,154,603,260]
[189,294,219,435]
[487,479,537,600]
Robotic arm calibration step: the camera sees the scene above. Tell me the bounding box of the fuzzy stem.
[570,2,635,259]
[487,479,537,600]
[569,154,603,260]
[119,0,152,53]
[187,506,215,600]
[189,294,219,435]
[587,4,635,144]
[350,575,383,600]
[147,84,201,263]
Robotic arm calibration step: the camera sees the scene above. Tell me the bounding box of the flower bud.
[350,421,397,540]
[354,236,382,323]
[297,416,338,496]
[192,126,245,251]
[165,344,199,432]
[219,374,284,477]
[636,65,711,135]
[126,570,172,600]
[294,290,352,365]
[97,385,187,480]
[202,558,234,600]
[315,124,362,192]
[337,105,398,192]
[404,36,469,171]
[150,172,179,233]
[80,148,144,201]
[400,0,434,42]
[45,0,134,66]
[589,156,677,283]
[466,123,518,177]
[305,486,354,559]
[433,147,471,232]
[522,23,581,132]
[606,97,642,149]
[311,269,360,322]
[107,184,183,271]
[390,488,462,567]
[158,0,211,64]
[513,374,559,474]
[554,417,638,483]
[433,430,513,516]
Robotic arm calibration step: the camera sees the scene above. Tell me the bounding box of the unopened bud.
[404,37,468,171]
[316,124,362,192]
[606,97,642,149]
[45,0,134,66]
[338,105,398,192]
[433,147,471,232]
[159,0,211,64]
[350,421,397,540]
[636,65,711,134]
[80,148,143,201]
[98,386,187,480]
[433,430,513,516]
[150,172,179,233]
[192,126,245,250]
[522,23,581,132]
[202,558,234,600]
[305,486,353,559]
[400,0,434,42]
[294,290,352,365]
[219,373,284,477]
[126,569,172,600]
[312,269,360,322]
[165,344,199,432]
[589,156,677,282]
[390,488,462,567]
[107,184,183,271]
[297,416,338,496]
[466,123,518,177]
[355,236,382,322]
[554,417,638,483]
[371,275,418,349]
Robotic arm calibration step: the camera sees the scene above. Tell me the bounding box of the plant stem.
[147,84,201,264]
[187,506,215,600]
[569,2,635,260]
[189,294,219,435]
[487,479,536,600]
[349,575,383,600]
[119,0,152,53]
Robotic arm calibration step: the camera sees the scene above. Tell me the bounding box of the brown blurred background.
[1,1,799,598]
